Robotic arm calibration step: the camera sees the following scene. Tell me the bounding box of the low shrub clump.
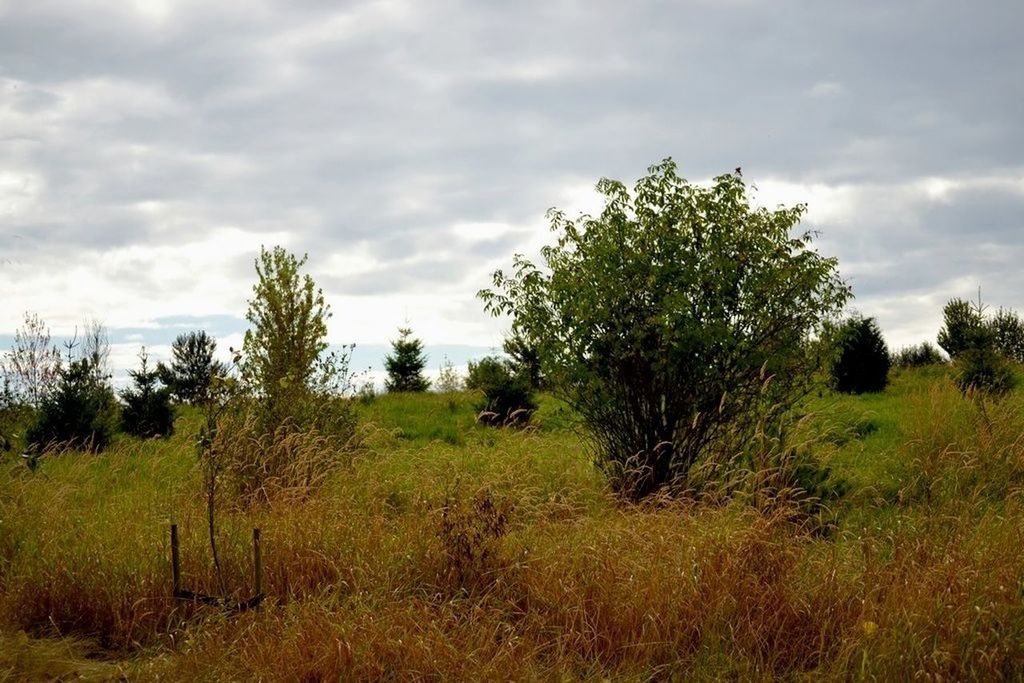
[953,345,1017,396]
[893,341,945,368]
[935,295,1019,397]
[466,355,536,426]
[432,486,510,594]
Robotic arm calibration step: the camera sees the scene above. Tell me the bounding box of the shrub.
[26,357,118,453]
[356,381,377,404]
[953,345,1016,396]
[830,316,891,394]
[157,331,228,404]
[229,246,357,497]
[480,159,849,500]
[0,402,34,455]
[502,330,543,389]
[385,326,430,392]
[466,356,536,426]
[937,298,986,359]
[241,245,356,435]
[936,294,1020,396]
[435,356,463,394]
[120,349,174,438]
[893,342,945,368]
[989,308,1024,363]
[434,487,510,594]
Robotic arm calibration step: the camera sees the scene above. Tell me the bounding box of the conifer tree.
[121,348,175,438]
[384,327,430,392]
[157,330,228,404]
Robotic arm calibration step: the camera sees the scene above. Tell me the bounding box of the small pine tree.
[830,316,891,394]
[937,297,986,359]
[503,330,543,389]
[989,308,1024,363]
[384,327,430,392]
[953,345,1017,396]
[121,348,175,438]
[157,331,228,404]
[26,356,118,453]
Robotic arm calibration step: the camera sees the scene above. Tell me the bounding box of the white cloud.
[808,80,845,98]
[1,0,1022,373]
[0,227,290,332]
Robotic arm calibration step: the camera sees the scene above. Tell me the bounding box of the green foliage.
[480,159,850,500]
[466,356,536,426]
[26,357,118,453]
[241,245,354,431]
[0,402,34,454]
[893,341,945,368]
[120,349,174,438]
[502,330,543,389]
[435,356,463,394]
[157,331,228,404]
[953,345,1017,396]
[989,308,1024,363]
[384,327,430,393]
[226,246,358,502]
[830,316,890,394]
[936,294,1021,397]
[937,298,986,359]
[5,369,1024,679]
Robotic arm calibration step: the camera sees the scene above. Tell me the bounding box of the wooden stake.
[253,528,262,597]
[170,523,181,596]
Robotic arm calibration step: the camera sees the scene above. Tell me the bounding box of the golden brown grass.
[1,374,1023,680]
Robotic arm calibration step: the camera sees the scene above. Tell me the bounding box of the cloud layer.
[2,0,1022,374]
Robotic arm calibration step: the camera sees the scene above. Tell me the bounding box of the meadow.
[1,366,1023,680]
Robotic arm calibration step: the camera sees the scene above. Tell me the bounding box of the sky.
[1,0,1022,384]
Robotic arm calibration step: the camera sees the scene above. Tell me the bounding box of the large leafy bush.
[481,159,849,500]
[241,246,356,436]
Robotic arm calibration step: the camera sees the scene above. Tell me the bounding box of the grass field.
[2,366,1024,680]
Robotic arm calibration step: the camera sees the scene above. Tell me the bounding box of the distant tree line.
[0,315,231,455]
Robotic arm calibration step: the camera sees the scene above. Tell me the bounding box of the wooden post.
[170,523,181,596]
[253,528,262,597]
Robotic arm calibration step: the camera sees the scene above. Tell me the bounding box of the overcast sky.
[2,0,1022,380]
